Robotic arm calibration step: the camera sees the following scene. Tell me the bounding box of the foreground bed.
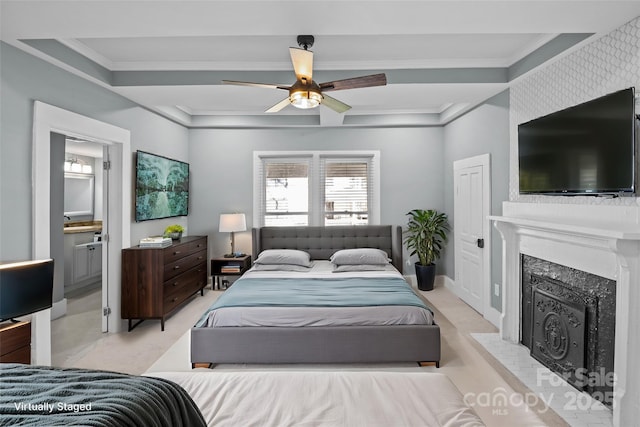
[0,363,206,427]
[191,225,441,366]
[151,370,484,426]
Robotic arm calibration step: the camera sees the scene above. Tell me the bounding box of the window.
[263,159,310,226]
[254,151,379,227]
[321,159,370,226]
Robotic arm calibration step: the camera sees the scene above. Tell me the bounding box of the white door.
[101,145,110,332]
[453,154,490,314]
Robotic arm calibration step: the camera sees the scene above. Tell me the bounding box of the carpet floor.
[52,282,568,426]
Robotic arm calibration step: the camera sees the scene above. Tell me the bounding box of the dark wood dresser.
[0,321,31,364]
[121,236,208,331]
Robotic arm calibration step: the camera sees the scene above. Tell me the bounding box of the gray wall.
[443,90,510,311]
[187,127,445,274]
[1,38,508,292]
[0,41,189,263]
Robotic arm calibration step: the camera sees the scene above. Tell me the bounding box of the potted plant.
[404,209,450,291]
[164,224,185,240]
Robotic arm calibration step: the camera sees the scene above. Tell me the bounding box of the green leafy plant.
[164,224,184,236]
[404,209,450,266]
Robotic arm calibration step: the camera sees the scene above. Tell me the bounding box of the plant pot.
[169,232,182,240]
[415,262,436,291]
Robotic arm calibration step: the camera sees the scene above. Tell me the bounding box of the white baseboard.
[50,298,67,320]
[440,275,455,290]
[484,306,501,328]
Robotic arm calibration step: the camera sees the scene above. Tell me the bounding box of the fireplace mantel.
[490,202,640,427]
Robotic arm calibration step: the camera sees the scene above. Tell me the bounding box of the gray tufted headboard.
[252,225,403,271]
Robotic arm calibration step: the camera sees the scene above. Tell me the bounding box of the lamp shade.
[219,213,246,233]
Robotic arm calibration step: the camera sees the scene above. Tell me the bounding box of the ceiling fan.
[222,35,387,114]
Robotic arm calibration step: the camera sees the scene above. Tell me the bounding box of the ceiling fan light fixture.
[290,88,322,109]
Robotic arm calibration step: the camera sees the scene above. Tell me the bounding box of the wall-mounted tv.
[135,150,189,221]
[518,87,637,196]
[0,259,54,322]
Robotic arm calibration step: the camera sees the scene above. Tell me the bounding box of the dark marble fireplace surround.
[521,255,616,405]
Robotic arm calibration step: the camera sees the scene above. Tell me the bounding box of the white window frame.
[253,151,380,227]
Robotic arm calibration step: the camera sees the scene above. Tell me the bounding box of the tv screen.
[0,259,54,321]
[135,151,189,221]
[518,87,636,196]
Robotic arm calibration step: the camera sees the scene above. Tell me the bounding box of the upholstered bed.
[190,225,441,366]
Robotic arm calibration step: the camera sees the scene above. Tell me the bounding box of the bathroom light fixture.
[64,157,92,174]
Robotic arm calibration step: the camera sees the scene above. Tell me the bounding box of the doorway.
[51,137,109,366]
[32,101,130,365]
[453,154,491,315]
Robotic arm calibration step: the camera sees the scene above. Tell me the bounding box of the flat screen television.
[0,259,54,322]
[135,151,189,221]
[518,87,637,196]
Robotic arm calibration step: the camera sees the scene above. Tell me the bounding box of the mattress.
[149,370,484,427]
[196,261,434,328]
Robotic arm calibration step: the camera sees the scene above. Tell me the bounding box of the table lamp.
[219,213,246,257]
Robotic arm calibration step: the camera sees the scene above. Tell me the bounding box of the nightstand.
[211,255,252,289]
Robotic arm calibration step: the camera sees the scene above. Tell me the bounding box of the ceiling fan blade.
[222,80,289,90]
[322,94,351,113]
[289,47,313,82]
[319,73,386,92]
[265,98,291,113]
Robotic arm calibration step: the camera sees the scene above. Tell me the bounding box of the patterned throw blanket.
[0,363,206,427]
[196,276,432,327]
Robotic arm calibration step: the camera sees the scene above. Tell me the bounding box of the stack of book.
[220,264,241,274]
[139,236,172,248]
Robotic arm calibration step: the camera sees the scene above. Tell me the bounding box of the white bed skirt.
[149,370,484,426]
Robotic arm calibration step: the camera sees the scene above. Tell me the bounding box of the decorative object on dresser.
[0,321,31,364]
[211,255,252,290]
[218,213,246,257]
[139,236,172,248]
[164,224,185,240]
[121,236,207,331]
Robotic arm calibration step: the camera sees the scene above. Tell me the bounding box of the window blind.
[259,158,310,226]
[320,157,372,226]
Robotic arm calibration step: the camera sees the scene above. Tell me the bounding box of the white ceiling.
[2,1,639,128]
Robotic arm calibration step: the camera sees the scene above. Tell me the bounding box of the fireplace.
[521,255,615,405]
[491,202,640,427]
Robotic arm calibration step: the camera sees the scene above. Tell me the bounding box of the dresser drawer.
[0,321,30,364]
[163,263,207,300]
[163,237,207,264]
[163,249,207,281]
[163,267,206,313]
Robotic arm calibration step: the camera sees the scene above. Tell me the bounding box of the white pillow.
[255,249,312,267]
[332,264,387,273]
[330,248,390,265]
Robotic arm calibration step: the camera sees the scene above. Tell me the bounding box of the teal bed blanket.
[196,276,431,327]
[0,363,206,427]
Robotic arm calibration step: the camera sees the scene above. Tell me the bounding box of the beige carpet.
[52,282,566,426]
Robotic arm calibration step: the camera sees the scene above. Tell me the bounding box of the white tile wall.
[510,16,640,205]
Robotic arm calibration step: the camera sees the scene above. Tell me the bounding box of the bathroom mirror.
[64,173,94,217]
